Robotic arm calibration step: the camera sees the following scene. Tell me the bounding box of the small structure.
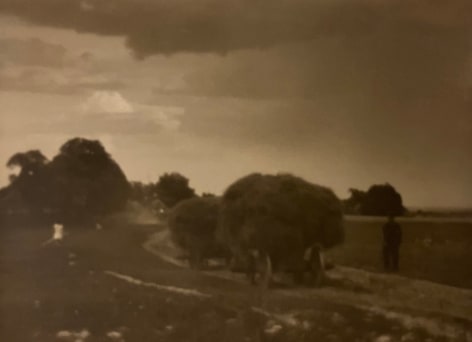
[42,222,64,246]
[53,223,64,241]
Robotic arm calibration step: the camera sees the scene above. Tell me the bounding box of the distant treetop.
[343,183,405,216]
[154,172,196,208]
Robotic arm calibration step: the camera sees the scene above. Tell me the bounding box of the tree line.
[0,137,405,223]
[0,137,406,284]
[0,138,205,224]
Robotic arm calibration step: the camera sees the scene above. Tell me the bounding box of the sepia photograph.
[0,1,471,341]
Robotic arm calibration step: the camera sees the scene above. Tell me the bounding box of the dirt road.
[144,229,472,341]
[1,223,471,341]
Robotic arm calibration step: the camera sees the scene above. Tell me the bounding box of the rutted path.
[3,222,471,341]
[104,270,212,298]
[143,229,472,341]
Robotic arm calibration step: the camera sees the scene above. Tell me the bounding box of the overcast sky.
[0,0,471,208]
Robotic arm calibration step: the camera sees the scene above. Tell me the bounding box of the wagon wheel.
[256,252,272,290]
[246,251,272,288]
[188,253,201,269]
[188,249,207,270]
[307,246,325,287]
[253,252,272,309]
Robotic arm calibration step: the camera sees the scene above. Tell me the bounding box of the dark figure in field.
[382,216,402,272]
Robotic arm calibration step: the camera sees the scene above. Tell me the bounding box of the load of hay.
[218,173,344,275]
[168,196,229,268]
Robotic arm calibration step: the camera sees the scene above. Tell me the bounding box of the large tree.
[7,150,48,176]
[5,150,50,214]
[360,183,405,216]
[218,173,344,277]
[154,172,195,208]
[48,138,130,222]
[2,138,130,224]
[168,196,229,268]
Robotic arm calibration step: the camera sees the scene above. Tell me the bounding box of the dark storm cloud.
[153,31,469,127]
[0,0,470,56]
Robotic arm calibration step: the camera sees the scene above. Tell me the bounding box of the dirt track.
[144,229,472,341]
[1,224,471,341]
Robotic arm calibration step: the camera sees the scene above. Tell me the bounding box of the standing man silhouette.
[382,215,402,272]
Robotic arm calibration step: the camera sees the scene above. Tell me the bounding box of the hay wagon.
[229,244,325,287]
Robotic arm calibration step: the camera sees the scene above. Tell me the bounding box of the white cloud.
[81,90,134,114]
[78,91,184,132]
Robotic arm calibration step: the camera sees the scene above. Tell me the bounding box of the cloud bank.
[0,37,125,94]
[0,0,470,56]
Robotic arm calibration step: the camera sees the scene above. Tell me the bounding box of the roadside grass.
[1,221,470,341]
[327,218,472,288]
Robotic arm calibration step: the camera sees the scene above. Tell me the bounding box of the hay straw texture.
[168,196,228,262]
[218,173,344,260]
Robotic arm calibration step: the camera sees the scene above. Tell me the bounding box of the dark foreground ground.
[1,222,471,342]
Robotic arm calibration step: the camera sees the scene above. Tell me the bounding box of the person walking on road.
[382,215,402,272]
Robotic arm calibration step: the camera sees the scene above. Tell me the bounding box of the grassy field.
[328,217,472,289]
[1,219,471,341]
